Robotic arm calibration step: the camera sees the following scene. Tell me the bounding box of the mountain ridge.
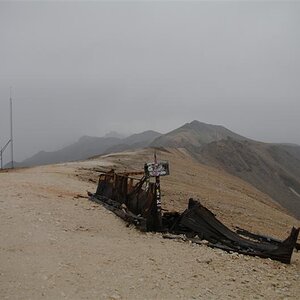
[15,130,161,167]
[7,119,300,220]
[150,120,248,149]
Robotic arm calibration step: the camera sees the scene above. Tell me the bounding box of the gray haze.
[0,1,299,163]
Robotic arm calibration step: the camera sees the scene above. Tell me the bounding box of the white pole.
[0,147,2,169]
[10,87,14,169]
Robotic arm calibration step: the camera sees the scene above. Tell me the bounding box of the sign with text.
[144,161,170,177]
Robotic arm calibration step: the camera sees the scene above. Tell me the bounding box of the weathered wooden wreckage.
[88,164,299,264]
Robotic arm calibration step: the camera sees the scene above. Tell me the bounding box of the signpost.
[144,151,170,229]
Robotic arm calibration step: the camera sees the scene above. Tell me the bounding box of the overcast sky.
[0,1,299,162]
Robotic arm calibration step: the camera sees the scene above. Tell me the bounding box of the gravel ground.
[1,150,299,299]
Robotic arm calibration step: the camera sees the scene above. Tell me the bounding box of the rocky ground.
[1,149,299,299]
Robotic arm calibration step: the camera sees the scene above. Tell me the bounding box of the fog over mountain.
[0,1,299,164]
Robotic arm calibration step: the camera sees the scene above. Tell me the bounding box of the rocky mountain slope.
[148,121,300,219]
[191,139,300,219]
[150,120,248,149]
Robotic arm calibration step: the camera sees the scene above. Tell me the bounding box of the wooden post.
[154,151,162,229]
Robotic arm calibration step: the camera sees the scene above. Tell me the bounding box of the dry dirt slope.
[196,139,300,220]
[0,148,299,299]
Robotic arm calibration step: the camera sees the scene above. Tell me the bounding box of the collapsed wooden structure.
[89,169,300,264]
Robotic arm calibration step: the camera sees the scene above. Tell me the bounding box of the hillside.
[17,130,161,167]
[196,139,300,219]
[281,144,300,161]
[1,148,299,299]
[150,120,247,149]
[146,120,300,220]
[103,130,161,154]
[19,136,121,167]
[11,120,300,221]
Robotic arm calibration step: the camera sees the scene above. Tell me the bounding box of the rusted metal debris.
[88,169,300,264]
[88,170,161,231]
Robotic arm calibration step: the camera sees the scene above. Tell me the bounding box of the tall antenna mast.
[10,87,14,168]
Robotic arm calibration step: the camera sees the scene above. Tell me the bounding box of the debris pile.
[88,166,299,264]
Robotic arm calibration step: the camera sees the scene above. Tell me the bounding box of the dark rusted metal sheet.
[91,169,161,231]
[178,199,299,264]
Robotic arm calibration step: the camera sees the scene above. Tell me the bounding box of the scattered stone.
[196,258,212,264]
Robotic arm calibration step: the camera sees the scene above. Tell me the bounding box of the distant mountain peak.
[183,120,224,128]
[104,131,127,139]
[189,120,207,125]
[150,120,247,148]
